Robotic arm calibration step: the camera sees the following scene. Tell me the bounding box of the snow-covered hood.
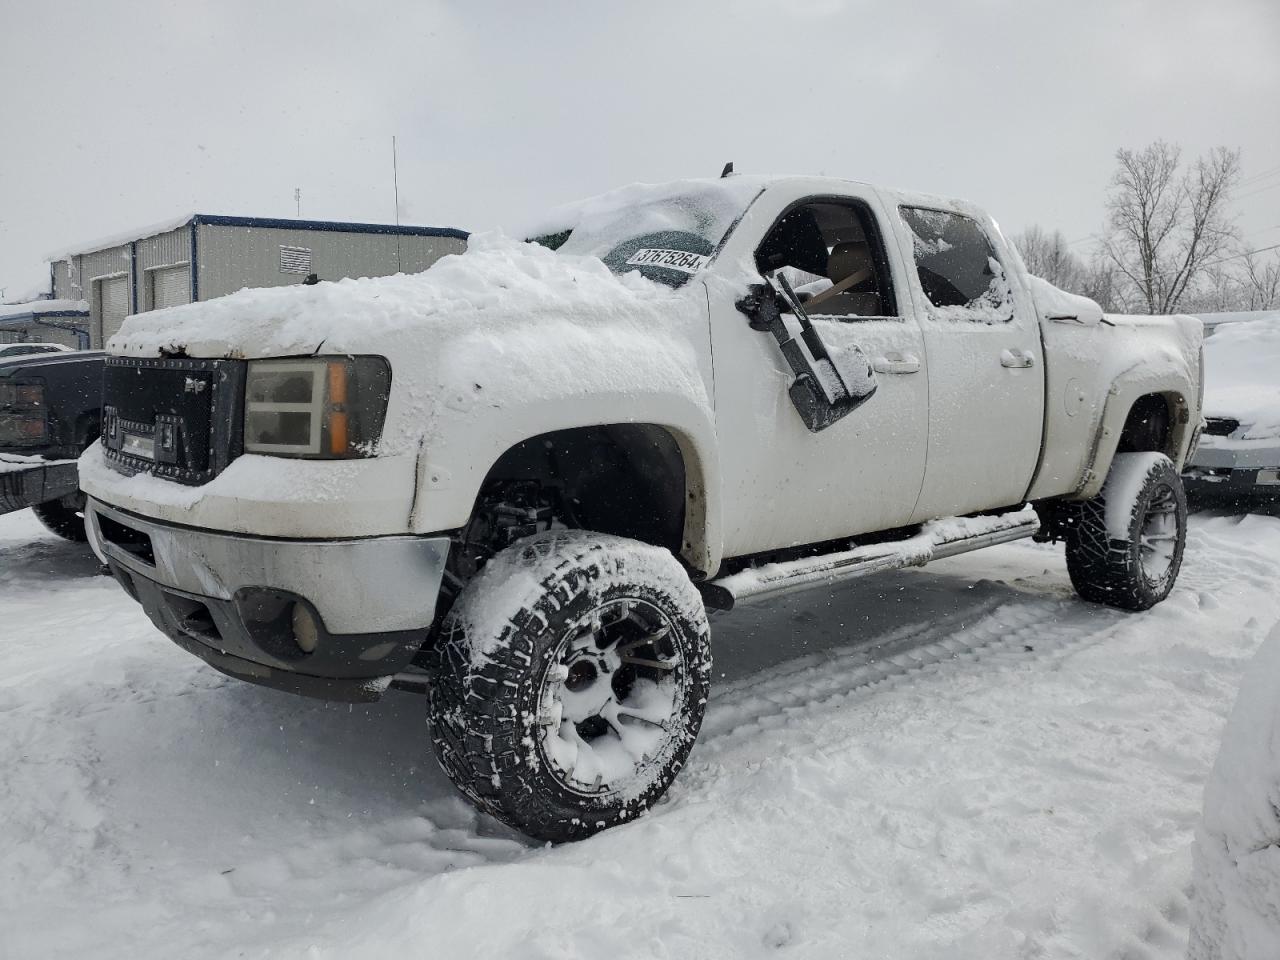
[106,234,713,464]
[1200,315,1280,440]
[107,233,683,360]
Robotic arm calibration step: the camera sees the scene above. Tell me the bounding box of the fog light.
[292,602,320,653]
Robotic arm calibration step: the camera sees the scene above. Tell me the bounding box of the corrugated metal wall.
[48,222,465,347]
[135,227,193,310]
[196,225,465,300]
[51,261,74,301]
[64,245,132,347]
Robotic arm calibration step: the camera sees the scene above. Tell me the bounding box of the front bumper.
[0,455,79,516]
[86,497,451,702]
[1184,435,1280,500]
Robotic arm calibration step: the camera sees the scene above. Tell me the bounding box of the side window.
[899,206,1013,323]
[755,200,897,319]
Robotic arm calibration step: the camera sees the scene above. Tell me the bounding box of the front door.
[890,203,1046,521]
[707,188,931,559]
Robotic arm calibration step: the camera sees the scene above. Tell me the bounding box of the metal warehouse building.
[47,215,468,348]
[0,300,92,349]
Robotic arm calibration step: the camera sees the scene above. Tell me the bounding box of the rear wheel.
[1066,452,1187,610]
[427,530,712,842]
[31,493,88,542]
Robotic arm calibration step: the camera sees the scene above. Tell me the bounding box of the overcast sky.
[2,0,1278,299]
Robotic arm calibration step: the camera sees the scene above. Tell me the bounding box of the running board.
[698,508,1040,611]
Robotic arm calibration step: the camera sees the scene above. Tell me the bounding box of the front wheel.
[427,531,712,842]
[1066,452,1187,611]
[31,493,88,542]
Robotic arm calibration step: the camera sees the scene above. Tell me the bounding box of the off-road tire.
[31,494,88,543]
[427,530,712,843]
[1066,452,1187,611]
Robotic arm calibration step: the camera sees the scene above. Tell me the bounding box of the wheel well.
[456,423,687,568]
[1116,394,1175,456]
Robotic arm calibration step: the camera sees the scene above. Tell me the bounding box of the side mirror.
[736,279,878,433]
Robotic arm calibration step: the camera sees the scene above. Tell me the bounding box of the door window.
[899,206,1013,323]
[755,201,897,319]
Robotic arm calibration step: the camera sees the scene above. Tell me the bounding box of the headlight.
[243,357,390,458]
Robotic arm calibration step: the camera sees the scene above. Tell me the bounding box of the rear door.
[889,202,1045,521]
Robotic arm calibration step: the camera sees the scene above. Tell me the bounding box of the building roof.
[0,299,90,323]
[47,215,468,262]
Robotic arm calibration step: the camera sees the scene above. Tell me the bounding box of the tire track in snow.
[692,522,1280,763]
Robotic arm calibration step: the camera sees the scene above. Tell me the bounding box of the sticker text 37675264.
[624,248,710,275]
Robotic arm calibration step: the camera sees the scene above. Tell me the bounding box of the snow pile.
[5,507,1280,958]
[1201,314,1280,440]
[1026,274,1102,323]
[108,232,679,360]
[1189,621,1280,960]
[519,176,768,259]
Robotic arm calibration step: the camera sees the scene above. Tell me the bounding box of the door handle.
[1000,348,1036,369]
[872,352,921,375]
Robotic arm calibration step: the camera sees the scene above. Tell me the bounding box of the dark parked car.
[0,350,104,539]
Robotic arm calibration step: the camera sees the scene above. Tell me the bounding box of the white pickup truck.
[80,175,1204,842]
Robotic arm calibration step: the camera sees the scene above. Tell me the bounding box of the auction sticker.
[625,248,710,274]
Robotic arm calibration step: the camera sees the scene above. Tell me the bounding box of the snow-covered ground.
[3,505,1279,959]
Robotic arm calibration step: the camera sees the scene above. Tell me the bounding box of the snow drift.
[1189,621,1280,960]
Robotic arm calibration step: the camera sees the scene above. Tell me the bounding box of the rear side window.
[899,206,1013,323]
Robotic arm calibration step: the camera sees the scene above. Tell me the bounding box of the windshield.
[527,178,766,287]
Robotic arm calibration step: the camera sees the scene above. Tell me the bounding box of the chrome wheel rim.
[535,598,687,797]
[1139,483,1180,585]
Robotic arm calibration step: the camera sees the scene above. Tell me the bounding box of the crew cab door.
[887,200,1046,521]
[706,185,930,558]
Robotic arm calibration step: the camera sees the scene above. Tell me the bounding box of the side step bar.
[698,508,1040,611]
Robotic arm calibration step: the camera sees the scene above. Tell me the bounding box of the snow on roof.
[45,213,197,262]
[0,298,89,320]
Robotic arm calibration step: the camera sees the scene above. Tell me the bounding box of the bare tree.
[1240,248,1280,310]
[1102,141,1240,314]
[1012,225,1087,292]
[1080,256,1122,312]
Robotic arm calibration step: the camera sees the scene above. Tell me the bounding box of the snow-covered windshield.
[526,177,767,287]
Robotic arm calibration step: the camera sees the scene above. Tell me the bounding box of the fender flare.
[410,395,724,576]
[1077,363,1196,499]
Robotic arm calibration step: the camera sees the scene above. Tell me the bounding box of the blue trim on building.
[0,311,91,322]
[190,221,199,302]
[190,214,468,240]
[129,241,139,313]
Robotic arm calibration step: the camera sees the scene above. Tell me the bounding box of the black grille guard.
[102,356,246,486]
